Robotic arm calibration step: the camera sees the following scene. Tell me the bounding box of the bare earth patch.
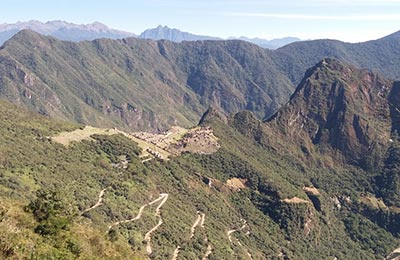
[51,126,120,146]
[282,197,310,204]
[359,194,388,210]
[303,187,320,196]
[52,125,220,162]
[226,178,248,191]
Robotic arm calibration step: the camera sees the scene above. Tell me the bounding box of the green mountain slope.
[272,37,400,85]
[231,59,400,256]
[2,57,400,260]
[2,30,400,132]
[0,30,293,131]
[266,58,393,166]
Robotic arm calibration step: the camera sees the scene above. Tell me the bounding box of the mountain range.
[0,20,136,43]
[0,29,399,131]
[140,25,301,49]
[0,20,301,49]
[1,56,400,259]
[2,20,400,260]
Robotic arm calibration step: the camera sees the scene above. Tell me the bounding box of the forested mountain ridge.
[0,30,293,131]
[1,30,400,131]
[272,36,400,85]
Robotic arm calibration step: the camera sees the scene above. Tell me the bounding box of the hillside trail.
[172,211,211,260]
[107,193,168,233]
[144,193,169,255]
[201,244,213,260]
[81,188,107,215]
[190,211,205,238]
[227,219,253,260]
[386,246,400,260]
[171,211,212,260]
[171,246,181,260]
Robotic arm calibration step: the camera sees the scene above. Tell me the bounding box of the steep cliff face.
[265,58,393,165]
[389,82,400,134]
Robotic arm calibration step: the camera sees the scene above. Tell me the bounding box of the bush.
[27,189,75,236]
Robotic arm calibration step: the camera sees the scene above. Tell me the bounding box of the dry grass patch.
[226,178,248,191]
[52,125,220,162]
[51,126,119,146]
[303,187,320,196]
[359,194,388,210]
[282,197,310,204]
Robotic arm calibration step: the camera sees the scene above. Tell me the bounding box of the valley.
[1,29,399,133]
[1,24,400,260]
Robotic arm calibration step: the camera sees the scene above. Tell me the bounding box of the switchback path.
[190,211,203,239]
[144,193,169,255]
[201,244,213,260]
[172,211,209,260]
[171,246,181,260]
[227,219,253,260]
[386,247,400,260]
[108,204,147,230]
[81,188,107,215]
[107,193,168,233]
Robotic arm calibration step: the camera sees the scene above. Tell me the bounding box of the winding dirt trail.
[172,211,210,260]
[108,204,147,230]
[227,219,253,260]
[200,212,206,228]
[201,244,213,260]
[190,211,203,239]
[386,247,400,260]
[107,193,168,233]
[171,246,181,260]
[81,188,107,215]
[144,193,169,255]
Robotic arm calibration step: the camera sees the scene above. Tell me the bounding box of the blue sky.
[2,0,400,42]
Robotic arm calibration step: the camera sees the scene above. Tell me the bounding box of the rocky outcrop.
[266,58,393,166]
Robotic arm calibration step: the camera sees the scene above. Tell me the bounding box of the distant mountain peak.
[381,30,400,40]
[138,25,301,48]
[0,20,135,45]
[139,25,220,42]
[156,25,169,29]
[231,36,301,49]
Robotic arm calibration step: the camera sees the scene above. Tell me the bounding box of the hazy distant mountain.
[232,36,301,49]
[139,25,221,42]
[0,20,135,45]
[0,21,301,49]
[381,30,400,40]
[141,25,301,48]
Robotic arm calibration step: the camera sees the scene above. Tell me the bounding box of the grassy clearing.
[51,126,120,146]
[52,125,173,160]
[51,125,220,161]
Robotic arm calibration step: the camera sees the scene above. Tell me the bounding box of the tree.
[26,189,76,235]
[376,138,400,206]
